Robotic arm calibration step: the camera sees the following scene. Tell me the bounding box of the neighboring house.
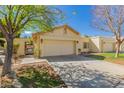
[90,36,124,53]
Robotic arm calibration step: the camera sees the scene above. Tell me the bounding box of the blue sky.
[56,5,113,36]
[21,5,114,37]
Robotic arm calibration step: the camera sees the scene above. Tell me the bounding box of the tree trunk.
[115,42,121,58]
[2,37,13,76]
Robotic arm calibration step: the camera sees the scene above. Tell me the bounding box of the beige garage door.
[43,40,75,57]
[103,42,114,52]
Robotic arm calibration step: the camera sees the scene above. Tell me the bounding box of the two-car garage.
[32,25,81,57]
[42,40,76,57]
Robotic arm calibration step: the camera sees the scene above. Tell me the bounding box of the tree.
[92,6,124,58]
[0,5,62,77]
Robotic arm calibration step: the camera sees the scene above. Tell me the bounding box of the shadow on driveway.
[41,55,100,62]
[50,62,121,88]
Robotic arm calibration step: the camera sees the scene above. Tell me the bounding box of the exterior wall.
[0,38,31,56]
[89,36,121,53]
[89,37,116,53]
[33,34,41,58]
[78,37,90,53]
[89,37,101,52]
[41,27,80,41]
[33,25,124,58]
[14,38,31,56]
[120,42,124,52]
[100,37,115,52]
[39,27,81,57]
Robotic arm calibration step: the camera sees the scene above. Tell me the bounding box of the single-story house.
[90,36,124,53]
[0,25,124,57]
[32,25,124,57]
[32,25,90,57]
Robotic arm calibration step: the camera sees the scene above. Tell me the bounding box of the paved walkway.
[21,55,47,64]
[0,55,47,64]
[43,55,124,88]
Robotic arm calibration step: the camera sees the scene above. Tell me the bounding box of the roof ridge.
[33,24,80,35]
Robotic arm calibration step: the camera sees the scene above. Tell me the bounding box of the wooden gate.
[25,41,34,55]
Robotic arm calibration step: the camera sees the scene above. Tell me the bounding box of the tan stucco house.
[90,36,124,53]
[32,25,124,57]
[32,25,90,57]
[1,25,124,57]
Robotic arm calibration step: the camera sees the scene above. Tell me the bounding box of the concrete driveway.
[42,55,124,88]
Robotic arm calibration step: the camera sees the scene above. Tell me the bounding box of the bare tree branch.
[92,6,124,57]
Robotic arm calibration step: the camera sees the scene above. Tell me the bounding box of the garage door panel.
[43,40,75,56]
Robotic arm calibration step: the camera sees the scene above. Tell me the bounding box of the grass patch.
[85,53,124,63]
[16,62,66,88]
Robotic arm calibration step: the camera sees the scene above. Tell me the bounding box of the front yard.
[15,62,67,88]
[0,61,67,88]
[85,53,124,65]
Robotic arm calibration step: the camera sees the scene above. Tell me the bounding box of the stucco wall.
[41,27,80,41]
[78,37,90,52]
[100,37,115,52]
[120,42,124,52]
[39,26,81,57]
[89,37,124,53]
[14,38,31,56]
[89,37,101,52]
[0,38,30,56]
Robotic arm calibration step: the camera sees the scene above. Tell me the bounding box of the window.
[83,42,89,49]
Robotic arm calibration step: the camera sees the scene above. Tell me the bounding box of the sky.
[56,5,113,36]
[21,5,114,37]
